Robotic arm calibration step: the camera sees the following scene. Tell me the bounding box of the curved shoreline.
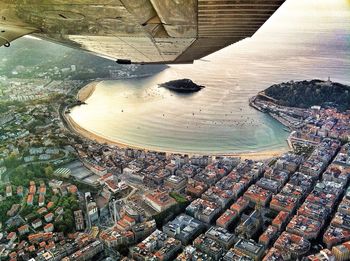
[67,81,290,160]
[77,81,100,102]
[66,113,288,160]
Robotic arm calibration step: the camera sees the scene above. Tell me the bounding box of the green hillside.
[264,79,350,111]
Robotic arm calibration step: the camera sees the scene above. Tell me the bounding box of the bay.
[70,0,350,154]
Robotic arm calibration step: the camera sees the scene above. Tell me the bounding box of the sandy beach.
[223,148,289,161]
[77,81,100,102]
[65,110,288,160]
[65,81,290,160]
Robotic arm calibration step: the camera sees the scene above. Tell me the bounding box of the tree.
[4,153,21,169]
[44,165,54,177]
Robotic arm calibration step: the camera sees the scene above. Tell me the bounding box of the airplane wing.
[0,0,285,64]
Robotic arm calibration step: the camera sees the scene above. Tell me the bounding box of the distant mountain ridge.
[262,79,350,111]
[0,38,166,79]
[0,38,110,67]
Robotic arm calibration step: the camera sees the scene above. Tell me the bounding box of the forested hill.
[263,79,350,111]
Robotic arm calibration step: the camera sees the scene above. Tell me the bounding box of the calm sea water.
[70,0,350,154]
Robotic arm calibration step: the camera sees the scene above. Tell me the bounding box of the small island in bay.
[159,78,204,93]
